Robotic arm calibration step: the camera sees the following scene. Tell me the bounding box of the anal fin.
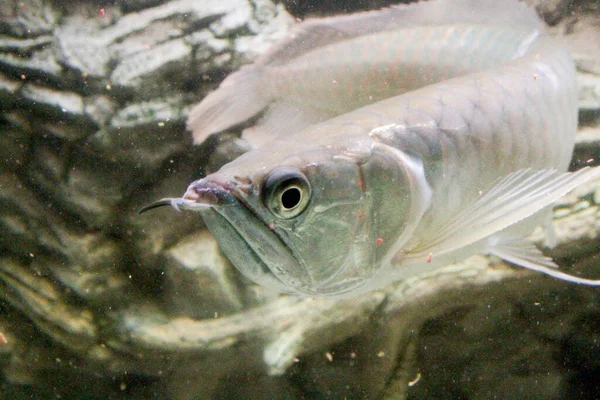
[487,236,600,286]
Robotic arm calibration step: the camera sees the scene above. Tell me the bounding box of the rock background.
[0,0,599,399]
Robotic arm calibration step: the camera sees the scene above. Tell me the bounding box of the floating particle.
[408,372,422,387]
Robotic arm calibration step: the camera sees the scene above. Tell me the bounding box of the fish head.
[146,137,430,296]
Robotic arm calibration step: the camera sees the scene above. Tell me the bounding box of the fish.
[142,0,600,297]
[187,0,547,147]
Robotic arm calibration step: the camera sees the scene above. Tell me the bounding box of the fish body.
[188,1,545,146]
[144,0,600,297]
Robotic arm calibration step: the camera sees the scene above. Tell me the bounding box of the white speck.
[408,372,422,387]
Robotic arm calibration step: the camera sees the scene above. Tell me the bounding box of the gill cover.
[261,143,431,296]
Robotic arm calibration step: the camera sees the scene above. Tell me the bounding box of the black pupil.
[281,187,301,210]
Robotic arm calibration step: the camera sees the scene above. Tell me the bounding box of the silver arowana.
[142,0,600,297]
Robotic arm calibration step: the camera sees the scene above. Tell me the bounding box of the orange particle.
[357,180,365,191]
[426,253,433,263]
[376,238,384,246]
[268,224,275,231]
[0,332,7,344]
[357,211,366,220]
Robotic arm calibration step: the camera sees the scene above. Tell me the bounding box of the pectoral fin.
[486,236,600,285]
[405,167,600,262]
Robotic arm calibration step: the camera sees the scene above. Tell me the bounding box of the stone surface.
[563,15,600,75]
[0,0,58,37]
[0,126,30,173]
[163,230,244,319]
[526,0,571,25]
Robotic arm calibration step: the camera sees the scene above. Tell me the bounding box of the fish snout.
[184,179,238,207]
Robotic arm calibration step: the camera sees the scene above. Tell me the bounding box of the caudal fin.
[187,66,270,145]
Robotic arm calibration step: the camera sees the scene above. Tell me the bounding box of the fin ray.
[406,167,600,260]
[487,236,600,286]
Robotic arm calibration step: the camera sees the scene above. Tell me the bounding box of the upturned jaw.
[141,176,316,295]
[138,178,239,214]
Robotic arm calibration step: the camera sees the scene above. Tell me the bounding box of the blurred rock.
[0,126,30,173]
[120,0,171,13]
[0,0,59,37]
[0,47,63,81]
[111,39,193,90]
[526,0,571,25]
[24,144,127,228]
[55,25,111,79]
[0,71,22,108]
[0,173,62,256]
[163,230,244,319]
[564,16,600,75]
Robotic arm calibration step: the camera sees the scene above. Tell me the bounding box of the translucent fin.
[260,0,544,67]
[487,236,600,286]
[487,236,559,269]
[187,67,268,145]
[243,101,337,148]
[542,209,558,248]
[405,167,600,261]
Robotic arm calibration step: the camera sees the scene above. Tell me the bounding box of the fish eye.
[263,167,311,219]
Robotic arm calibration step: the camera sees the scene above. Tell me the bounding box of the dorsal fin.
[258,0,545,67]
